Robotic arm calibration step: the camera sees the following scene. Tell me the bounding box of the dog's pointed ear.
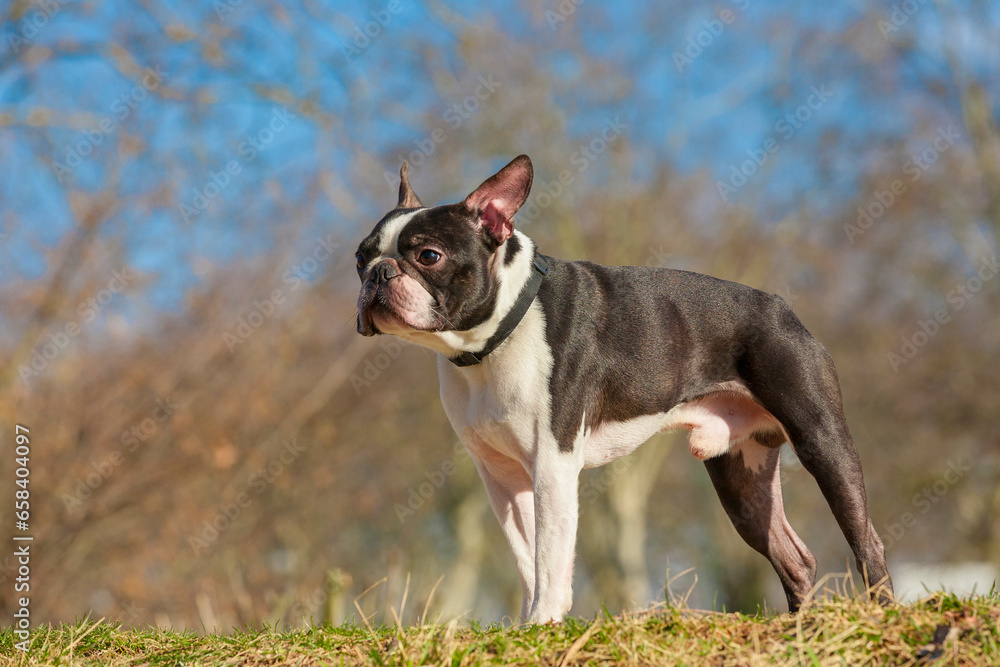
[396,161,423,209]
[464,154,533,246]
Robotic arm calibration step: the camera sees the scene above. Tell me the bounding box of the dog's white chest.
[438,302,556,468]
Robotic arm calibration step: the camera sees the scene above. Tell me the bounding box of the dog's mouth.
[357,307,380,336]
[358,301,401,337]
[357,285,442,336]
[366,302,403,334]
[356,285,383,336]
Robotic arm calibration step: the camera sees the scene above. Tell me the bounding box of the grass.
[2,591,998,666]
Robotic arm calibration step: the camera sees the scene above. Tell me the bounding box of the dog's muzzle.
[356,259,400,336]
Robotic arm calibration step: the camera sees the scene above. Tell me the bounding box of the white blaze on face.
[375,209,419,259]
[363,209,439,333]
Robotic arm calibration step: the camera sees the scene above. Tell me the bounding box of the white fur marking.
[734,439,771,474]
[583,413,668,468]
[375,210,420,259]
[584,393,785,470]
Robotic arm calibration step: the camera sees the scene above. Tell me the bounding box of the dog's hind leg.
[779,410,893,603]
[705,439,818,611]
[740,300,894,604]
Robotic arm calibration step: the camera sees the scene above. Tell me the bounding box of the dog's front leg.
[470,451,537,619]
[528,455,581,623]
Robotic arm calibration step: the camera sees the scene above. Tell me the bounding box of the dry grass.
[2,589,998,666]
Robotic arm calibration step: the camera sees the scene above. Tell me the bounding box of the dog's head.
[354,155,533,345]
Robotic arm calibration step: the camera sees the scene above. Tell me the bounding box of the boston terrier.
[354,155,893,623]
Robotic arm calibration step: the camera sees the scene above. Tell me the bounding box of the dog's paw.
[526,609,565,625]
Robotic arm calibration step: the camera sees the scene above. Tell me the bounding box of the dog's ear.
[464,154,533,246]
[396,161,423,209]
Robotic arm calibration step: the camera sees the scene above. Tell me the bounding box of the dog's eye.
[417,249,441,266]
[356,253,366,271]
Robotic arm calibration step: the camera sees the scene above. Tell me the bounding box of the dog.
[354,155,893,622]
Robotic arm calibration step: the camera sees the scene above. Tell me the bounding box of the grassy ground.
[2,592,998,666]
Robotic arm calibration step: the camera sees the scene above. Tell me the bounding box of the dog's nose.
[370,260,399,284]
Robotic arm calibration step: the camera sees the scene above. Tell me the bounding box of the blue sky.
[1,0,996,320]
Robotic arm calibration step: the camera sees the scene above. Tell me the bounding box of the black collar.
[449,251,549,367]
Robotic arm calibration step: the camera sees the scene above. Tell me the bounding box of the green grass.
[2,592,998,666]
